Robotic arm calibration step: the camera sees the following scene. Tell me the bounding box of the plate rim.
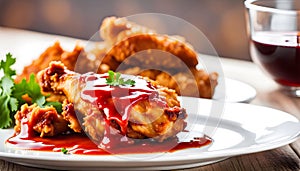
[213,77,257,103]
[0,97,299,168]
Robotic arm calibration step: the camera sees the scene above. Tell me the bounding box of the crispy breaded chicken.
[16,16,218,99]
[99,34,199,71]
[37,62,187,143]
[98,17,218,98]
[14,104,69,137]
[15,42,90,82]
[100,16,156,47]
[97,16,198,72]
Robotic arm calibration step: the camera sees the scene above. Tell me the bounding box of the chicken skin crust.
[37,61,187,143]
[16,16,218,99]
[14,104,69,137]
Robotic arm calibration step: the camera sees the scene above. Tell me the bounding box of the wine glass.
[245,0,300,97]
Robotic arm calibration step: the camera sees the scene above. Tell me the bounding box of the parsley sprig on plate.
[61,147,69,154]
[0,53,62,129]
[106,70,135,86]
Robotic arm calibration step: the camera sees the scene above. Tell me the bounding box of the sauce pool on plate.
[6,127,212,155]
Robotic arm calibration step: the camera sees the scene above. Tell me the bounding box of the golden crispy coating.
[37,61,186,142]
[15,42,89,83]
[61,100,82,133]
[16,16,218,99]
[128,100,186,142]
[37,62,108,141]
[97,17,218,98]
[193,69,219,98]
[119,67,218,98]
[14,104,69,137]
[15,42,63,83]
[100,16,156,46]
[82,112,106,142]
[99,34,199,72]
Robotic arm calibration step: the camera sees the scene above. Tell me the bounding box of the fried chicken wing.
[99,34,199,71]
[16,16,218,99]
[37,61,187,145]
[97,17,218,98]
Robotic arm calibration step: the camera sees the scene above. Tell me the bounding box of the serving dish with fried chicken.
[5,16,217,154]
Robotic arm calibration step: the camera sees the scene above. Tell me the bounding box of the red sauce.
[6,132,212,155]
[6,107,211,155]
[6,73,212,154]
[79,73,168,148]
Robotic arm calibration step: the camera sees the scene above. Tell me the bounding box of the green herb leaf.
[0,53,18,128]
[106,70,135,86]
[61,147,69,154]
[0,53,63,129]
[9,97,18,112]
[45,101,63,113]
[13,74,62,111]
[0,54,18,128]
[0,53,16,77]
[13,74,44,106]
[1,76,14,96]
[0,96,12,128]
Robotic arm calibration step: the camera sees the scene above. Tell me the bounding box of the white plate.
[213,78,257,103]
[0,97,299,170]
[197,54,257,103]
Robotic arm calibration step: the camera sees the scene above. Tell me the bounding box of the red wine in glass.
[250,31,300,87]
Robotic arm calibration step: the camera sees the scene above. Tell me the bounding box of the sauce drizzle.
[6,73,212,155]
[79,73,167,148]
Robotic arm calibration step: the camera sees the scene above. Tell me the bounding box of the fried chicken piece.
[14,104,69,137]
[37,62,113,142]
[15,42,63,83]
[61,100,82,133]
[99,17,198,70]
[37,61,187,144]
[100,16,156,47]
[99,34,199,71]
[98,17,218,98]
[193,69,219,98]
[15,42,90,83]
[16,16,218,99]
[61,44,84,72]
[127,101,186,141]
[119,67,218,98]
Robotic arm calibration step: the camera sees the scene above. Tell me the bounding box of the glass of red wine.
[245,0,300,97]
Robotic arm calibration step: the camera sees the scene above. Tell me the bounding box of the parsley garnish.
[106,70,135,86]
[13,74,62,113]
[61,147,69,154]
[0,53,19,128]
[0,53,62,129]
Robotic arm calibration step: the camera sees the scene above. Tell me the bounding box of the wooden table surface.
[0,27,299,171]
